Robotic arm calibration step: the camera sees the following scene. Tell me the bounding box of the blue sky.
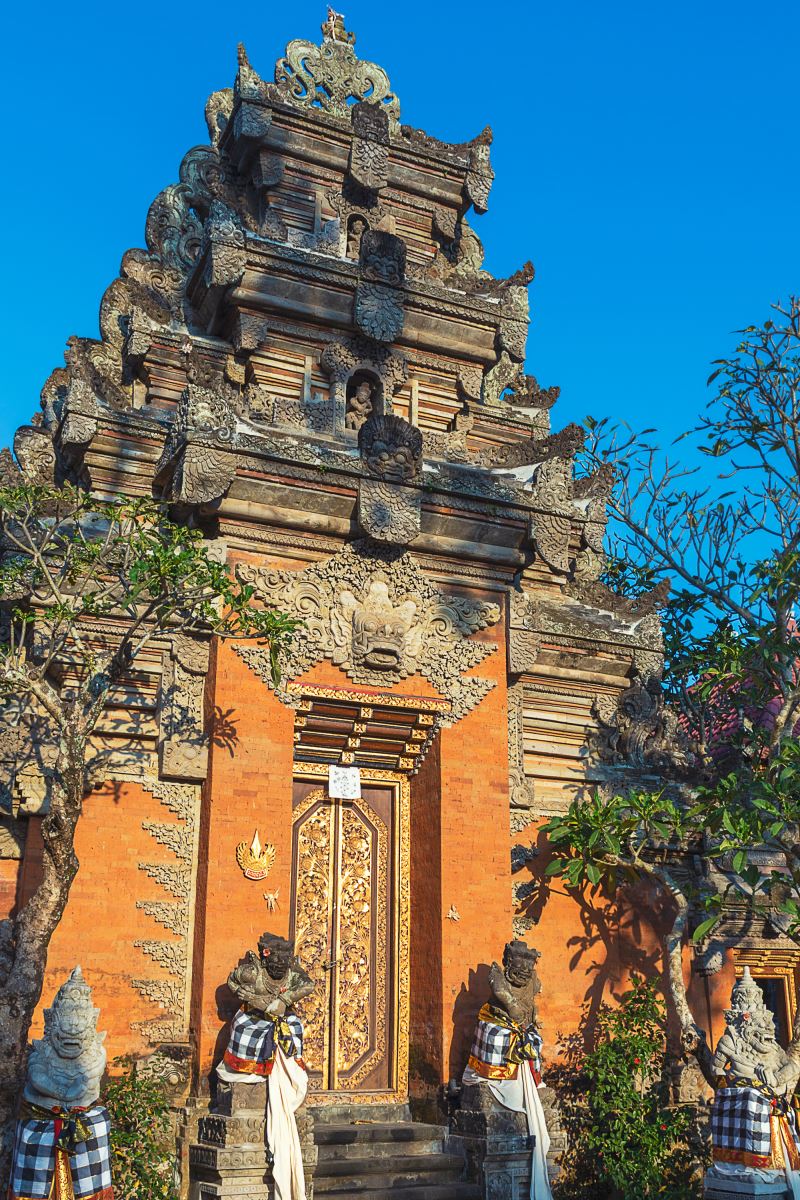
[2,0,798,455]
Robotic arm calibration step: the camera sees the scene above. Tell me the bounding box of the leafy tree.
[0,479,294,1174]
[544,299,800,1042]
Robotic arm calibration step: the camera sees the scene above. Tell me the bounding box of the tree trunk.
[0,743,82,1188]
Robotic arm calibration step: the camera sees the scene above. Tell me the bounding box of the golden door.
[290,778,401,1094]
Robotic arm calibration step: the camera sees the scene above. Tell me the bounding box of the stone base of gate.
[188,1078,318,1200]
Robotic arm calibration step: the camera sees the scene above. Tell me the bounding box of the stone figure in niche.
[696,967,800,1198]
[219,933,315,1200]
[346,216,368,260]
[345,378,375,431]
[10,966,114,1200]
[463,941,553,1200]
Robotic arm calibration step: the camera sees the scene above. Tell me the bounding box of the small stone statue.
[463,940,553,1200]
[345,379,374,431]
[698,968,800,1199]
[218,933,315,1200]
[346,216,367,260]
[10,966,114,1200]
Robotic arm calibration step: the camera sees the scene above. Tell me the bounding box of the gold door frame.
[292,764,410,1103]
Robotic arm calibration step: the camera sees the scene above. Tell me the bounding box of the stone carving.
[486,423,585,473]
[159,634,210,781]
[273,395,334,433]
[357,478,421,545]
[11,969,113,1200]
[155,383,238,506]
[359,414,422,482]
[591,677,697,776]
[13,424,57,485]
[134,780,200,1044]
[360,229,406,286]
[275,21,400,125]
[346,215,369,259]
[355,283,404,341]
[508,682,535,834]
[694,968,800,1197]
[235,540,500,724]
[349,101,390,191]
[529,511,572,576]
[459,943,554,1200]
[345,378,375,430]
[508,592,542,678]
[320,335,408,428]
[482,351,524,406]
[465,133,495,215]
[425,219,489,291]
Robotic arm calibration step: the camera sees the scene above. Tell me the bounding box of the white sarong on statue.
[463,1062,553,1200]
[267,1045,308,1200]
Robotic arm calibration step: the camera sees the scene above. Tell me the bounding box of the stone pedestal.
[447,1082,562,1200]
[704,1171,789,1199]
[188,1079,318,1200]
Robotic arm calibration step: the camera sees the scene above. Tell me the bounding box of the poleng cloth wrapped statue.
[463,940,553,1200]
[698,967,800,1199]
[9,966,113,1200]
[218,932,314,1200]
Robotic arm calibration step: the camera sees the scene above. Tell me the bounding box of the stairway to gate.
[311,1104,480,1200]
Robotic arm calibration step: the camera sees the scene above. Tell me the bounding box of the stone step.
[314,1186,481,1200]
[315,1122,448,1148]
[311,1103,412,1125]
[315,1152,464,1191]
[317,1136,445,1161]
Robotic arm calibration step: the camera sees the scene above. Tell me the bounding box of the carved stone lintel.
[235,540,500,725]
[357,478,421,545]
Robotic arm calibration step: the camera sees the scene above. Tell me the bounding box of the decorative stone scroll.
[235,540,500,725]
[274,20,400,125]
[155,384,238,506]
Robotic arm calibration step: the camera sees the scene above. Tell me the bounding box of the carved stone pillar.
[188,1079,318,1199]
[448,1082,563,1200]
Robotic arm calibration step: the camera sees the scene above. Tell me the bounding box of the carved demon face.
[339,580,419,674]
[46,993,100,1060]
[502,940,540,988]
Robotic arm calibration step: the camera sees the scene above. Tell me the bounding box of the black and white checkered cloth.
[10,1104,112,1199]
[469,1004,542,1071]
[710,1087,772,1156]
[224,1007,304,1072]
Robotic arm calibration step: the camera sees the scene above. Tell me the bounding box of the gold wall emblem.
[236,830,276,881]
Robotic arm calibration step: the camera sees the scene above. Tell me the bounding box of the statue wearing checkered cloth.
[217,933,315,1200]
[10,967,113,1200]
[701,967,800,1198]
[463,941,553,1200]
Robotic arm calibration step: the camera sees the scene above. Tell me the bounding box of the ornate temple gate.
[290,767,410,1100]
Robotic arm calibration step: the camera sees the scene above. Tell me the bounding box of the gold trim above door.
[290,765,410,1104]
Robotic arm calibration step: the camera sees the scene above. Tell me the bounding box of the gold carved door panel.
[290,782,396,1094]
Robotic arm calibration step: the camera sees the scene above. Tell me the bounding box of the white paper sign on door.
[328,764,362,799]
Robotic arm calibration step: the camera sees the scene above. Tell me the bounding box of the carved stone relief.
[591,677,697,777]
[320,336,408,429]
[155,384,238,506]
[507,592,542,676]
[357,478,421,545]
[274,26,400,125]
[349,101,390,191]
[508,681,535,834]
[159,635,210,782]
[235,541,500,724]
[134,780,201,1045]
[359,414,423,482]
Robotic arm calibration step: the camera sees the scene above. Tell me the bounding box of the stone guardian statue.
[218,932,315,1200]
[702,967,800,1200]
[9,965,113,1200]
[462,940,553,1200]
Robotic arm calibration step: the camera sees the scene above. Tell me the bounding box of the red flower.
[660,1124,667,1131]
[633,1056,641,1064]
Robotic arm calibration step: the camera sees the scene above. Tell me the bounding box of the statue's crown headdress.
[727,967,765,1018]
[43,965,101,1030]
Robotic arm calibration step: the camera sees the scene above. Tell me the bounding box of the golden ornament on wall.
[236,830,276,881]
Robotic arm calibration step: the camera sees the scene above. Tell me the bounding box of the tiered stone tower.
[6,11,669,1200]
